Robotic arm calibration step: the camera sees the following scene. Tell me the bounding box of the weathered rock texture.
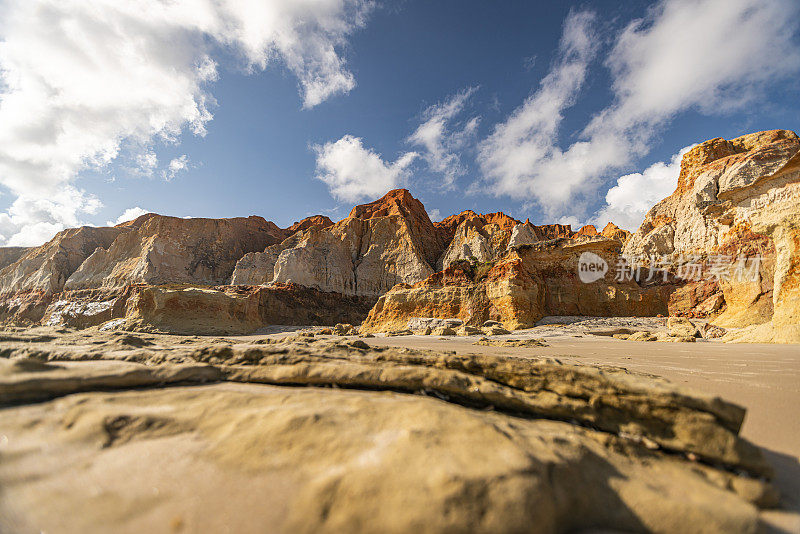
[121,283,375,335]
[0,329,776,533]
[363,238,672,332]
[65,215,284,290]
[0,247,30,270]
[0,226,127,295]
[625,129,800,342]
[232,189,448,296]
[0,213,364,333]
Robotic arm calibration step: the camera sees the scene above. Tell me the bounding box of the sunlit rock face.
[362,238,672,333]
[625,129,800,342]
[232,189,447,297]
[1,129,797,342]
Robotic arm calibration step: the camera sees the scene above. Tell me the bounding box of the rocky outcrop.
[0,247,30,270]
[600,222,631,245]
[0,226,127,295]
[506,221,574,248]
[0,331,776,533]
[625,129,800,342]
[285,215,334,235]
[363,238,671,332]
[436,211,519,270]
[121,283,374,335]
[231,190,448,297]
[64,215,283,290]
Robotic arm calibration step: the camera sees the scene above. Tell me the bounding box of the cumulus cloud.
[314,135,418,202]
[106,206,150,227]
[0,187,102,247]
[479,0,800,218]
[408,87,480,187]
[164,155,190,181]
[427,208,442,222]
[0,0,373,245]
[592,145,694,231]
[477,9,599,208]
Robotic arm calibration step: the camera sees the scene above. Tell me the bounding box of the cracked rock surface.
[0,327,777,533]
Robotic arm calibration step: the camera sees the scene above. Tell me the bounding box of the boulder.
[431,326,456,336]
[629,331,657,342]
[667,317,701,338]
[122,284,374,335]
[456,325,483,336]
[483,325,511,336]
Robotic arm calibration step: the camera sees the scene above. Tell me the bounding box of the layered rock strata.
[0,329,775,534]
[625,129,800,342]
[231,189,448,296]
[363,239,672,332]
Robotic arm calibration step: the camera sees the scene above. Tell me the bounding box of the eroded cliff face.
[625,129,800,342]
[232,190,447,297]
[362,238,671,333]
[0,213,363,332]
[65,215,284,290]
[0,226,128,296]
[1,128,796,341]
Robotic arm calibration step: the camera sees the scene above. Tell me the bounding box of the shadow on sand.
[761,447,800,533]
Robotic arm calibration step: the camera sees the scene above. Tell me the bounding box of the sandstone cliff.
[0,226,128,295]
[625,129,800,342]
[363,238,671,332]
[64,215,283,290]
[231,189,447,297]
[435,211,519,270]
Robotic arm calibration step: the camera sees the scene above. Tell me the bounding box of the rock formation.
[435,211,519,269]
[363,238,672,332]
[0,329,777,533]
[121,283,374,335]
[0,127,796,341]
[231,189,448,296]
[0,214,361,332]
[625,129,800,342]
[65,214,284,290]
[0,226,127,295]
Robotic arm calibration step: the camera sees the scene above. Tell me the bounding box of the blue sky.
[1,0,799,245]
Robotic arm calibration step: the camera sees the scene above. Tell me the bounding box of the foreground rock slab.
[0,328,777,533]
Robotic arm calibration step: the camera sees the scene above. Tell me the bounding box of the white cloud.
[129,151,159,178]
[106,207,150,227]
[164,155,190,181]
[0,186,102,247]
[556,215,582,229]
[0,0,373,246]
[427,208,442,222]
[408,87,479,187]
[592,145,694,231]
[479,0,800,219]
[477,9,599,209]
[314,135,418,202]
